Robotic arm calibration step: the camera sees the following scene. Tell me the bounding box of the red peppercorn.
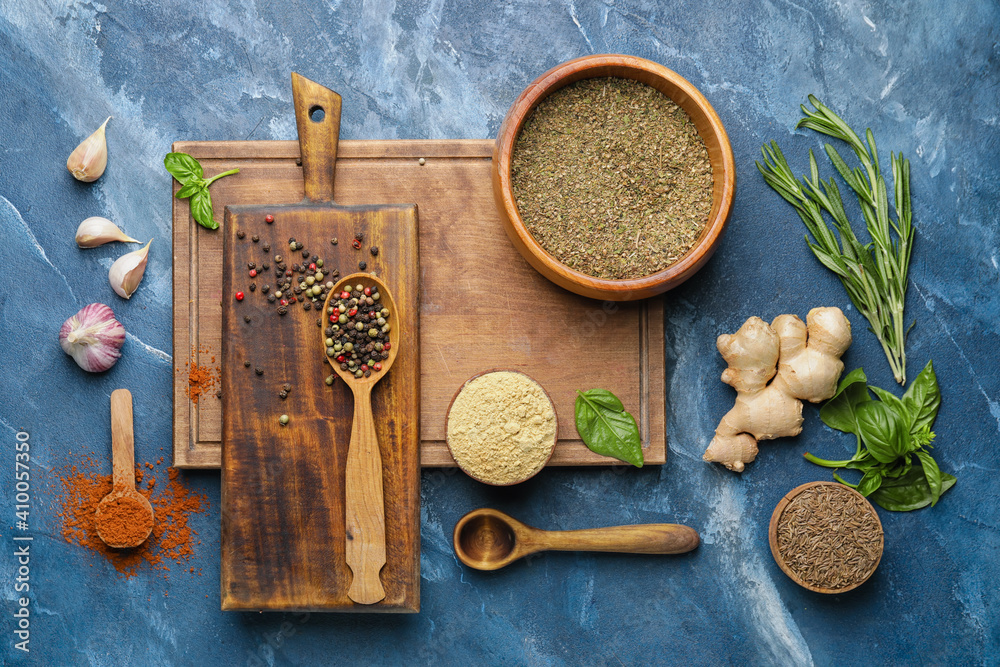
[340,291,351,299]
[289,296,297,303]
[265,214,274,223]
[330,315,337,323]
[280,299,287,306]
[364,287,371,296]
[361,364,369,372]
[309,263,316,271]
[249,269,257,277]
[285,269,292,276]
[235,291,244,301]
[348,308,358,317]
[352,239,362,250]
[383,342,391,350]
[373,362,382,371]
[337,355,346,363]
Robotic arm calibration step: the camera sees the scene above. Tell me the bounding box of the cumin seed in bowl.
[768,481,884,594]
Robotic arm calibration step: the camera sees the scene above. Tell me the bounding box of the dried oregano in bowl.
[768,482,884,593]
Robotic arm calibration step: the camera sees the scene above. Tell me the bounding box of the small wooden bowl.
[492,54,736,301]
[769,481,884,594]
[445,369,558,486]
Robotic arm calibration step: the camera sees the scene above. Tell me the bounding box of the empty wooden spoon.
[95,389,154,549]
[322,273,400,604]
[453,508,699,571]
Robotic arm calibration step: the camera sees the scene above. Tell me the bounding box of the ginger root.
[703,307,852,472]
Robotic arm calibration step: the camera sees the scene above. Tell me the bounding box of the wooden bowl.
[445,369,558,486]
[768,481,884,594]
[492,54,736,301]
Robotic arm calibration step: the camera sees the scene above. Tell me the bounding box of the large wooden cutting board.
[173,141,666,469]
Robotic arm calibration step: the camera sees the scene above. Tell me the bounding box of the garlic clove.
[109,239,151,299]
[59,303,126,372]
[67,116,111,182]
[76,216,139,248]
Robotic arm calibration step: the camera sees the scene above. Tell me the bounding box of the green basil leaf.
[869,468,956,512]
[856,401,907,463]
[869,385,912,431]
[175,182,202,199]
[190,189,218,230]
[820,367,870,433]
[902,360,941,434]
[856,467,884,496]
[574,389,643,467]
[915,450,943,506]
[164,151,203,183]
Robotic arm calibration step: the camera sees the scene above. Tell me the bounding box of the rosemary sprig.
[757,95,914,384]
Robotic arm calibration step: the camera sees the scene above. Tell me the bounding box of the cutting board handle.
[291,72,342,203]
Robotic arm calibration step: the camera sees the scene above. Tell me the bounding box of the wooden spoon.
[453,508,699,571]
[322,272,400,604]
[95,389,154,549]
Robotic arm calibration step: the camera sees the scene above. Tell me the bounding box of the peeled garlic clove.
[67,116,111,182]
[59,303,125,372]
[109,239,151,299]
[76,216,139,248]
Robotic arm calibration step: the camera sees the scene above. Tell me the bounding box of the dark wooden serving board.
[220,75,419,612]
[173,142,666,470]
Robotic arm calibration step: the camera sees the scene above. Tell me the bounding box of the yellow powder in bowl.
[447,371,558,485]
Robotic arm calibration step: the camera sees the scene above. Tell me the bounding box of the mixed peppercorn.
[325,283,391,379]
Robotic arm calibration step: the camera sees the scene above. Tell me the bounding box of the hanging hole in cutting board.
[309,105,325,122]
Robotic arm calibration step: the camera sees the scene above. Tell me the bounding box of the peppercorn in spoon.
[95,389,155,549]
[322,272,399,604]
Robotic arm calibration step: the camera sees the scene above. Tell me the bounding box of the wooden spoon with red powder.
[95,389,155,549]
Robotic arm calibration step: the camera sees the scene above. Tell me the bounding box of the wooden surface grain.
[220,74,420,612]
[172,139,666,470]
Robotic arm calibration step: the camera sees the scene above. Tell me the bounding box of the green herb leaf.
[868,385,912,433]
[856,401,907,463]
[574,389,643,467]
[869,467,956,512]
[820,367,870,434]
[856,467,884,496]
[164,152,203,183]
[915,450,943,506]
[759,99,915,384]
[190,189,218,230]
[902,360,941,434]
[175,181,202,199]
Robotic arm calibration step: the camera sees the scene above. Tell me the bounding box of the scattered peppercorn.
[244,315,251,323]
[267,294,276,303]
[275,255,283,263]
[331,238,338,245]
[325,375,335,386]
[277,306,288,316]
[249,283,257,292]
[359,261,367,270]
[261,263,269,271]
[235,291,244,301]
[244,361,251,368]
[265,214,275,224]
[249,269,257,278]
[418,157,426,166]
[370,246,379,256]
[301,249,310,259]
[279,414,289,426]
[352,239,362,250]
[237,230,246,239]
[255,367,263,376]
[263,244,270,253]
[216,389,223,398]
[355,232,364,242]
[252,235,260,243]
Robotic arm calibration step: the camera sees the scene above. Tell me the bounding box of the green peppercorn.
[338,314,348,324]
[344,342,354,352]
[354,369,364,378]
[316,259,324,268]
[381,323,391,332]
[325,338,334,347]
[355,283,364,292]
[306,276,315,286]
[279,414,289,426]
[327,347,335,357]
[380,308,389,317]
[338,304,346,313]
[325,374,334,386]
[373,292,381,302]
[334,343,343,352]
[377,317,386,326]
[368,328,378,338]
[315,271,324,281]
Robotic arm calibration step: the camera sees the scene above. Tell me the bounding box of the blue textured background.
[1,1,998,664]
